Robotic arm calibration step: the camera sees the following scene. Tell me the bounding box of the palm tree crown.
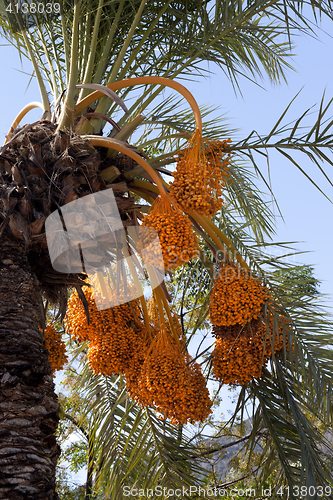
[1,0,333,498]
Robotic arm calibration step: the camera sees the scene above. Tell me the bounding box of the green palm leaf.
[65,355,208,498]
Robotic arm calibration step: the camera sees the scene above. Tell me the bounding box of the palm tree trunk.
[0,236,60,499]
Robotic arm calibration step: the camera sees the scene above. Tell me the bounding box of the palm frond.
[229,91,333,199]
[0,0,323,104]
[251,363,333,496]
[68,354,208,498]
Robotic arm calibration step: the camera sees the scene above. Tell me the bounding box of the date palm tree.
[1,0,333,498]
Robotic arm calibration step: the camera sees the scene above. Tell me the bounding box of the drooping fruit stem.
[127,177,248,269]
[5,102,44,143]
[82,135,167,196]
[188,211,249,270]
[75,77,203,135]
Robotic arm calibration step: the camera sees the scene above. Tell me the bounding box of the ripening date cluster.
[210,263,291,385]
[43,133,291,423]
[65,284,212,425]
[170,132,232,216]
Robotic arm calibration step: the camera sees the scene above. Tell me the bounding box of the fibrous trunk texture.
[0,237,60,500]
